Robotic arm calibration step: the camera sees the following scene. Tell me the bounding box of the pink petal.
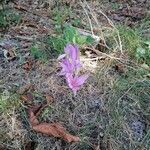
[64,44,79,62]
[57,54,66,60]
[75,74,89,86]
[66,74,74,89]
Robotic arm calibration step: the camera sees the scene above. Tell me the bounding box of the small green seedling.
[47,25,94,54]
[136,40,150,65]
[30,45,47,61]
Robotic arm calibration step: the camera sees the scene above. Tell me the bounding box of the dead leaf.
[114,64,126,74]
[24,141,37,150]
[29,104,43,116]
[22,60,33,71]
[20,93,33,104]
[33,123,80,142]
[18,84,33,94]
[3,48,16,61]
[28,109,39,126]
[28,103,80,142]
[45,95,54,104]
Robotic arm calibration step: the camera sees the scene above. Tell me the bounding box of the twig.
[84,46,122,60]
[15,35,33,41]
[84,0,123,53]
[76,27,100,42]
[80,0,94,37]
[13,2,50,18]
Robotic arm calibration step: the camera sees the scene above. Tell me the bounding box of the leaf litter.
[27,99,80,143]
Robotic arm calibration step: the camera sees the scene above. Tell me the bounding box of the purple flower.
[58,44,89,95]
[64,44,79,62]
[66,74,89,96]
[58,44,81,71]
[59,59,74,75]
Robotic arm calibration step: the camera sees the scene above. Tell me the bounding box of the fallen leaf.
[29,104,43,116]
[28,103,80,142]
[45,95,54,104]
[28,109,39,126]
[22,60,33,71]
[20,93,33,104]
[33,123,80,142]
[114,64,126,74]
[3,48,16,61]
[18,84,33,94]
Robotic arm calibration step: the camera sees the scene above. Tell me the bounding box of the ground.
[0,0,150,150]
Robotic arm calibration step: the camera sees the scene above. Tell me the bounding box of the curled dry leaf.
[22,60,33,71]
[20,93,33,104]
[28,109,39,126]
[18,84,33,94]
[28,103,80,142]
[45,95,54,104]
[29,104,43,116]
[3,48,16,61]
[33,123,80,142]
[114,63,126,74]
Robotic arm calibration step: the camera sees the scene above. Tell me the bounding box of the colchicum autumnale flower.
[58,44,88,95]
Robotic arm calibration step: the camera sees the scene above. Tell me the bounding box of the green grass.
[117,25,141,57]
[0,90,20,113]
[104,67,150,149]
[116,25,150,66]
[30,44,48,62]
[0,6,21,29]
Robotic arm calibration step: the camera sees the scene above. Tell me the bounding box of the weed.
[137,16,150,40]
[0,6,21,29]
[116,25,150,66]
[52,6,71,33]
[104,67,150,149]
[30,45,47,61]
[117,25,141,57]
[46,4,93,55]
[41,106,53,119]
[135,40,150,66]
[47,25,94,54]
[0,90,20,113]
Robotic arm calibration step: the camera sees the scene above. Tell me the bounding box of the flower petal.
[64,44,79,62]
[75,74,89,86]
[57,54,66,60]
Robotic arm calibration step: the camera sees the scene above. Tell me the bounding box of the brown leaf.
[18,84,33,94]
[33,123,80,142]
[27,98,80,142]
[22,60,33,71]
[29,104,43,116]
[28,109,39,126]
[20,93,33,104]
[45,95,54,104]
[24,141,37,150]
[28,104,47,126]
[114,64,126,74]
[3,48,16,61]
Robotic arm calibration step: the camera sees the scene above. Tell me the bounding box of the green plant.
[0,90,20,113]
[41,106,53,118]
[30,45,47,61]
[117,25,141,57]
[47,25,94,53]
[0,7,21,29]
[135,40,150,66]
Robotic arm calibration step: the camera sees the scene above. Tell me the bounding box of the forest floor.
[0,0,150,150]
